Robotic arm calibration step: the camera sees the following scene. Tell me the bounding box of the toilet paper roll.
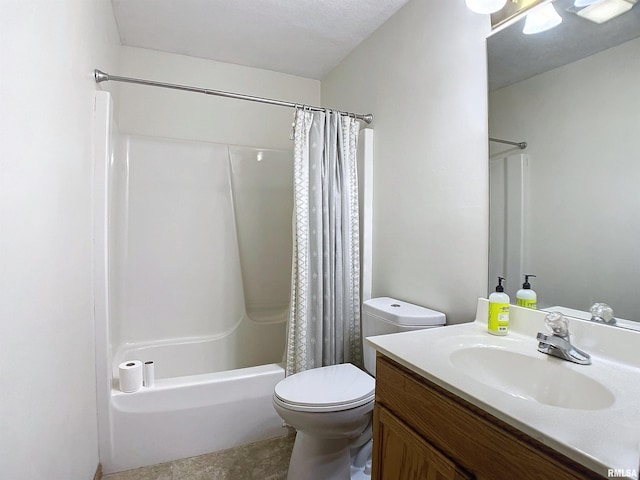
[143,360,155,388]
[119,360,143,393]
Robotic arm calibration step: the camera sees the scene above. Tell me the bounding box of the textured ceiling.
[111,0,410,80]
[112,0,639,87]
[488,0,640,91]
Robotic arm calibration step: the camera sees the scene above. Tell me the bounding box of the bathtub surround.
[93,44,321,477]
[230,146,294,324]
[94,93,291,473]
[287,109,362,375]
[109,135,274,346]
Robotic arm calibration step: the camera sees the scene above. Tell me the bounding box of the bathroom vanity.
[373,355,601,479]
[367,299,640,480]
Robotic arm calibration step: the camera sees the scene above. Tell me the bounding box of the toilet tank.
[362,297,446,376]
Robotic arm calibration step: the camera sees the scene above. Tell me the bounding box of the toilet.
[273,297,446,480]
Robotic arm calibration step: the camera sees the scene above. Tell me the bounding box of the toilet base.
[350,439,373,479]
[287,431,352,480]
[286,433,373,480]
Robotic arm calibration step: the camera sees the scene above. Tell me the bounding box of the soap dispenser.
[516,274,537,309]
[488,276,510,336]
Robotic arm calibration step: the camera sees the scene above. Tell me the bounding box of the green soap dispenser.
[516,274,537,309]
[488,276,510,336]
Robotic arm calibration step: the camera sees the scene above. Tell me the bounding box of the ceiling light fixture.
[576,0,637,23]
[522,2,563,34]
[465,0,508,14]
[574,0,601,6]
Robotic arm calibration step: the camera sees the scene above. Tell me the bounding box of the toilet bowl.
[273,297,446,480]
[273,363,375,480]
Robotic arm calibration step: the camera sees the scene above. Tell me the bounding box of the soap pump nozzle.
[495,276,505,292]
[522,274,536,289]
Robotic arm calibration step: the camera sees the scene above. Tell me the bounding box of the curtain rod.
[94,69,373,124]
[489,137,527,149]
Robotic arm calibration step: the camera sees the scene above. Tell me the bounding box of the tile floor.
[103,433,296,480]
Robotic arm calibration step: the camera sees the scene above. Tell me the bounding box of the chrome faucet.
[537,312,591,365]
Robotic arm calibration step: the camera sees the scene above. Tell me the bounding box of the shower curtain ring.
[290,104,300,141]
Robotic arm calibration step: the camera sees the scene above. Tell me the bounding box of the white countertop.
[366,298,640,480]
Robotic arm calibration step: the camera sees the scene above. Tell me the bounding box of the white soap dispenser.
[516,274,537,309]
[488,276,510,336]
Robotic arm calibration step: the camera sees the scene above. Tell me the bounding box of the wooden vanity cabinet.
[372,355,605,480]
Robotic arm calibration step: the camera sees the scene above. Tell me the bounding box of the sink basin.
[449,346,615,410]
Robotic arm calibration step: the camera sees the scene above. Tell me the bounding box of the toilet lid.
[274,363,375,411]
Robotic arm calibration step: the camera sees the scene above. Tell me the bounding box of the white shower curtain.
[285,108,362,376]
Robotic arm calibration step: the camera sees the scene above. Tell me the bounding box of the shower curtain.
[285,108,362,376]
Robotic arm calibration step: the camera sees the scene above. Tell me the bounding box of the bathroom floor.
[102,433,296,480]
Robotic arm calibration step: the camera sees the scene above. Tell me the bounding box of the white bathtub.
[93,92,373,474]
[104,317,288,473]
[107,363,286,473]
[94,92,291,474]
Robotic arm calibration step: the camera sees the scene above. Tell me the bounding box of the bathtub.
[93,90,374,474]
[93,92,291,474]
[104,317,288,473]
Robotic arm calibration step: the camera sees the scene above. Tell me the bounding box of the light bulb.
[465,0,508,14]
[523,3,563,35]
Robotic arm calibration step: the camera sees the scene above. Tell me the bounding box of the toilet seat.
[274,363,375,413]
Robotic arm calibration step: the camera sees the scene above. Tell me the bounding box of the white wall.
[0,1,120,478]
[117,46,321,149]
[322,0,490,323]
[489,38,640,319]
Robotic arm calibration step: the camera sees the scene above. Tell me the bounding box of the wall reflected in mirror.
[487,0,640,324]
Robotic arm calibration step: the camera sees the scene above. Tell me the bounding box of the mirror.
[490,0,546,29]
[487,0,640,325]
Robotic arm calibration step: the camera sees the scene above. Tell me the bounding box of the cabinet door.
[374,405,473,480]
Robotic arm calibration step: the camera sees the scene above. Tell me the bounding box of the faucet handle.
[545,311,569,337]
[590,303,616,325]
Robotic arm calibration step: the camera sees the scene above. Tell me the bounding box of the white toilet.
[273,297,446,480]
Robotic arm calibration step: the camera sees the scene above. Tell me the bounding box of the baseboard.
[93,463,102,480]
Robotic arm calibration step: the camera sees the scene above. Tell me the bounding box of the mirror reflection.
[487,0,640,325]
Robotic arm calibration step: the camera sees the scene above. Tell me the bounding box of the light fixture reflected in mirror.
[574,0,601,6]
[466,0,508,14]
[576,0,637,23]
[490,0,548,30]
[523,2,563,34]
